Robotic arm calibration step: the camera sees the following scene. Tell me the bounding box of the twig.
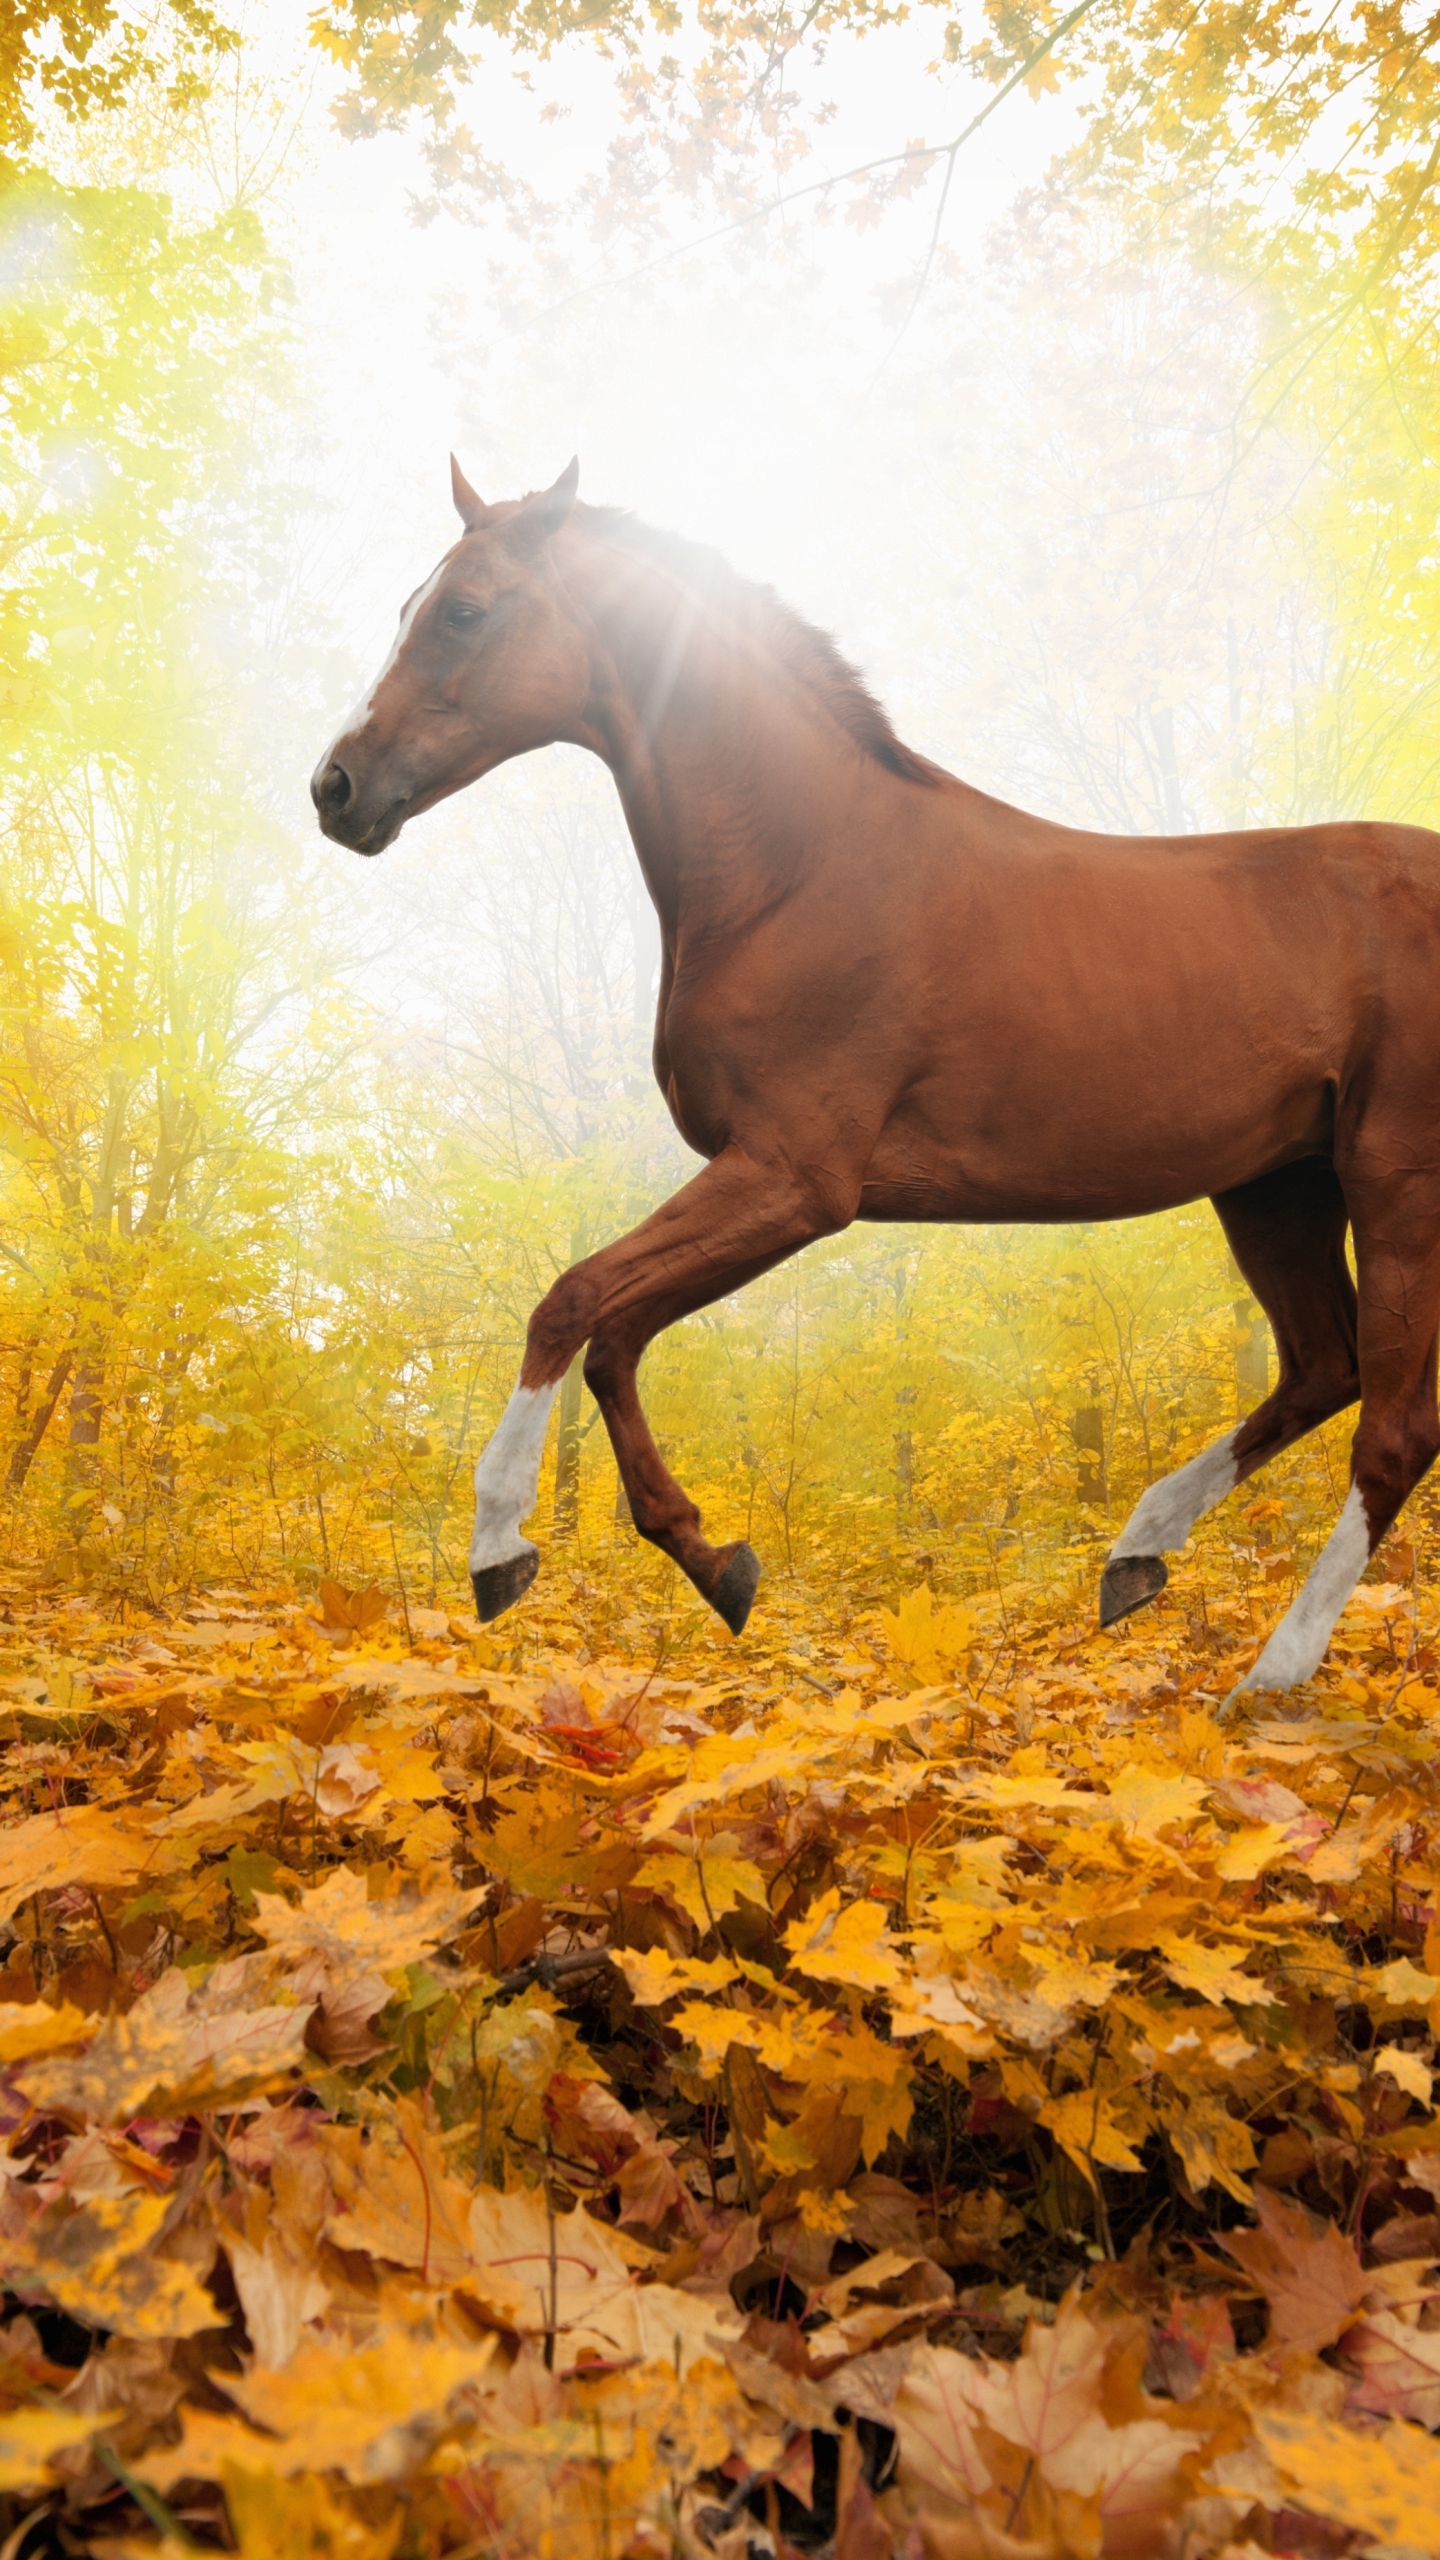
[533,0,1101,331]
[495,1946,613,1997]
[96,2445,197,2550]
[86,1886,119,1980]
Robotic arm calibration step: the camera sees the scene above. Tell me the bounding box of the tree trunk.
[551,1224,588,1540]
[8,1346,75,1492]
[152,1332,198,1497]
[1227,1251,1270,1409]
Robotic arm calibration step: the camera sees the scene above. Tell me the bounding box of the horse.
[312,456,1440,1703]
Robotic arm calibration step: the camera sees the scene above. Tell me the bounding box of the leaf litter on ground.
[0,1552,1435,2554]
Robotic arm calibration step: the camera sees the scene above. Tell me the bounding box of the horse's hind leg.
[1101,1158,1358,1627]
[1226,1172,1440,1703]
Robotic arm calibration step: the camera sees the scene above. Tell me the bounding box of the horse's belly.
[858,1070,1334,1223]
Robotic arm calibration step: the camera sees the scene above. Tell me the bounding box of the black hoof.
[1099,1553,1167,1629]
[711,1543,761,1636]
[471,1544,539,1623]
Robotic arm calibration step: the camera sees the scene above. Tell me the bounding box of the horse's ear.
[508,455,579,551]
[451,453,486,529]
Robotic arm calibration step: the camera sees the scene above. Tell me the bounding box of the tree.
[1,0,235,166]
[308,0,1440,303]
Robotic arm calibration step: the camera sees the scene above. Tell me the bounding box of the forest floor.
[0,1534,1435,2558]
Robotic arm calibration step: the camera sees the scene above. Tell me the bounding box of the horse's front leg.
[468,1146,851,1629]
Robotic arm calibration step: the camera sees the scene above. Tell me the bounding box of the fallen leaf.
[1219,2188,1367,2353]
[16,1962,313,2123]
[1255,2404,1440,2547]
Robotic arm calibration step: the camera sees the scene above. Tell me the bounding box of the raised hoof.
[471,1544,540,1623]
[711,1543,761,1636]
[1099,1553,1168,1629]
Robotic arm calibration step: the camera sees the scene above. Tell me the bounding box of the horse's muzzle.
[311,759,406,855]
[311,756,352,821]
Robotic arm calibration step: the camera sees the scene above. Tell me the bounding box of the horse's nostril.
[314,760,352,816]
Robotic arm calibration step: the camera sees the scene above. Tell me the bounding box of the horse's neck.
[567,536,877,936]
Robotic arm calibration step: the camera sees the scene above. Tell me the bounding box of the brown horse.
[313,457,1440,1702]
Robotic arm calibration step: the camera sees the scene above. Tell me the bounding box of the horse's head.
[311,457,586,855]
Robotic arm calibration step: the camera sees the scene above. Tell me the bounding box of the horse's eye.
[443,601,484,633]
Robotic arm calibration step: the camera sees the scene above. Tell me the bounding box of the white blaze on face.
[310,561,448,797]
[1229,1478,1370,1698]
[1109,1427,1240,1560]
[469,1381,560,1570]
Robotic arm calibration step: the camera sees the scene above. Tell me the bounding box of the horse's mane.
[580,507,940,789]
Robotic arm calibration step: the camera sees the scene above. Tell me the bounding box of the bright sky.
[292,15,1076,666]
[259,8,1080,991]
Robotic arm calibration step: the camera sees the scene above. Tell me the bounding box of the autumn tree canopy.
[313,0,1440,283]
[0,0,235,160]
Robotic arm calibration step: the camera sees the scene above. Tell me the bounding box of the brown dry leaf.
[1344,2304,1440,2427]
[318,1580,390,1634]
[961,2291,1202,2531]
[15,1962,314,2123]
[1219,2188,1368,2354]
[222,2182,330,2369]
[889,2341,998,2512]
[466,2183,739,2371]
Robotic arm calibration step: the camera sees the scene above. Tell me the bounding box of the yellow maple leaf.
[821,2020,915,2163]
[613,1947,739,2007]
[0,2403,121,2490]
[1213,1820,1294,1881]
[0,2190,218,2339]
[880,1584,973,1684]
[252,1863,481,1985]
[16,1961,313,2123]
[1102,1766,1209,1840]
[670,1999,824,2077]
[224,2463,393,2560]
[1256,2406,1440,2544]
[1156,1934,1275,2006]
[1158,2095,1258,2203]
[321,2098,478,2287]
[0,1998,91,2064]
[1372,2045,1433,2107]
[478,1799,594,1899]
[138,2407,284,2494]
[0,1802,152,1926]
[783,1889,904,1994]
[1024,50,1062,96]
[639,1848,767,1930]
[1039,2087,1147,2180]
[1371,1956,1440,2009]
[222,2329,496,2481]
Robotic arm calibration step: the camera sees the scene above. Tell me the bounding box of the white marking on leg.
[469,1382,560,1572]
[1231,1480,1370,1696]
[310,563,447,794]
[1109,1428,1240,1560]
